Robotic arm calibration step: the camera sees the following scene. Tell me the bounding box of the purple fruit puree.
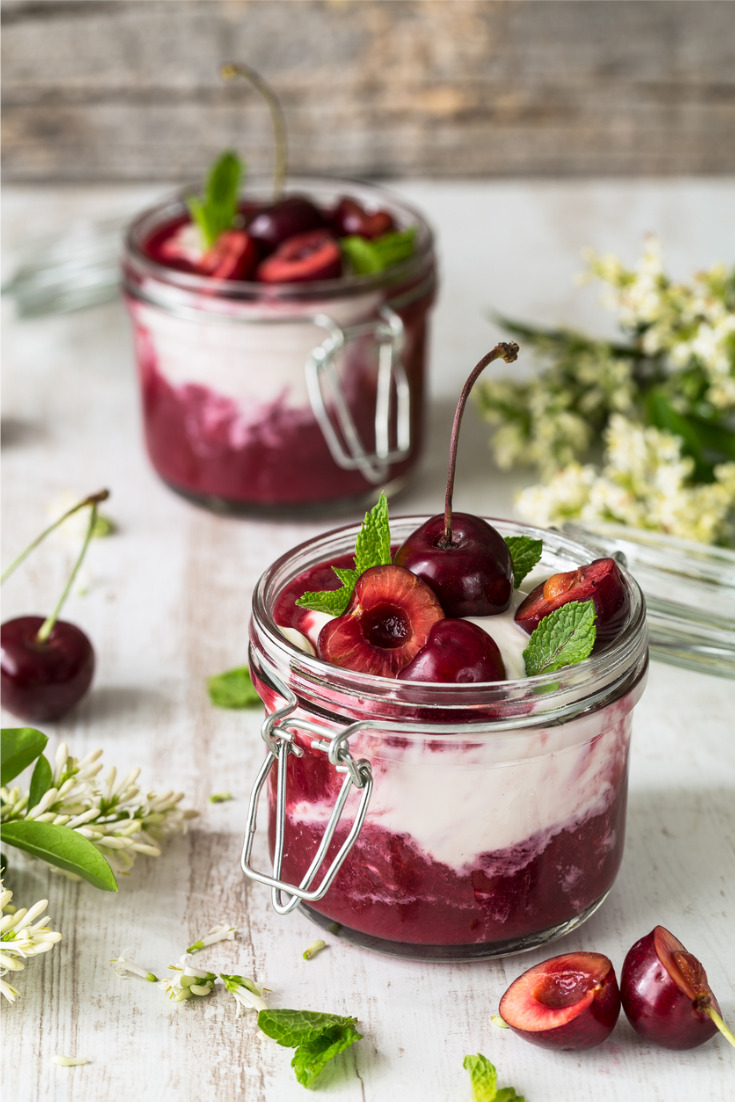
[257,558,633,952]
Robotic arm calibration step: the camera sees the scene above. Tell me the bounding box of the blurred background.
[3,0,735,182]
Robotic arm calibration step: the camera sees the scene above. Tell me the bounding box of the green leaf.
[523,599,597,676]
[1,727,48,787]
[463,1054,524,1102]
[354,492,392,574]
[504,536,543,588]
[1,820,118,891]
[28,754,53,810]
[207,666,261,709]
[341,228,416,276]
[258,1008,362,1089]
[296,492,392,614]
[187,150,243,249]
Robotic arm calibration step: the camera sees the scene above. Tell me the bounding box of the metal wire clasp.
[240,667,374,915]
[305,306,410,484]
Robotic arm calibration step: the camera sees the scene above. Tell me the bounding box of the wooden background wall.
[3,0,735,182]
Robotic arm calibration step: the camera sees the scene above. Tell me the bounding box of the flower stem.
[706,1005,735,1050]
[443,343,519,545]
[36,501,101,644]
[220,62,287,199]
[1,490,109,585]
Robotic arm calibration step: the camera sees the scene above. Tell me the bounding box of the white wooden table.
[2,181,734,1101]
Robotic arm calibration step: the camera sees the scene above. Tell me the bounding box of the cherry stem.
[1,490,109,586]
[36,501,101,645]
[704,1005,735,1050]
[221,62,287,199]
[442,342,519,545]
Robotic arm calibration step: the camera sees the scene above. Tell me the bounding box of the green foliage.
[258,1008,362,1088]
[504,536,543,588]
[463,1053,524,1102]
[1,727,48,787]
[341,228,416,275]
[206,666,261,709]
[187,151,243,248]
[523,600,597,676]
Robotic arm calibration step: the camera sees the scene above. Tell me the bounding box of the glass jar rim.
[123,174,436,304]
[249,515,649,730]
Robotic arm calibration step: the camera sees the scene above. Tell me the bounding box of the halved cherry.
[200,230,259,281]
[317,564,444,678]
[256,229,342,284]
[499,951,621,1051]
[331,196,396,239]
[515,557,630,646]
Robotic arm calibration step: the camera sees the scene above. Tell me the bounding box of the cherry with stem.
[1,490,109,722]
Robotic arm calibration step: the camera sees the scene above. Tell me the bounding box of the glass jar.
[121,178,437,517]
[243,517,649,961]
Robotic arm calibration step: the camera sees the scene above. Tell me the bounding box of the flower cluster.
[1,742,197,877]
[478,239,735,543]
[0,880,62,1002]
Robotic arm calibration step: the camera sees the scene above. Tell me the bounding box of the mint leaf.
[354,491,391,574]
[257,1008,362,1088]
[523,599,597,676]
[1,727,48,787]
[504,536,543,589]
[1,820,118,891]
[463,1054,524,1102]
[296,492,391,614]
[187,150,243,249]
[207,666,261,709]
[341,228,416,275]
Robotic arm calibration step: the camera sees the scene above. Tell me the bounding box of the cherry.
[256,229,342,284]
[1,490,108,722]
[398,619,506,683]
[317,564,444,678]
[499,951,621,1051]
[515,557,630,646]
[248,196,327,255]
[621,926,735,1050]
[199,229,259,281]
[1,617,94,723]
[394,344,518,616]
[331,196,395,240]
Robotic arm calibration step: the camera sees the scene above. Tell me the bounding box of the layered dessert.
[122,175,436,515]
[246,507,648,960]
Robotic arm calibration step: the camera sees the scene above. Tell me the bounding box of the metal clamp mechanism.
[305,307,410,485]
[240,667,374,915]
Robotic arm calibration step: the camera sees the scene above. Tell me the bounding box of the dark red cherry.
[248,195,326,253]
[395,514,513,617]
[394,344,519,617]
[199,229,259,281]
[515,557,629,646]
[398,619,506,683]
[621,926,734,1050]
[256,229,342,284]
[331,196,395,239]
[499,952,621,1051]
[1,616,95,722]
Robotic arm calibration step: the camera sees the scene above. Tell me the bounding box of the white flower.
[162,956,217,1002]
[110,951,158,983]
[219,972,269,1015]
[186,923,237,954]
[0,880,62,1003]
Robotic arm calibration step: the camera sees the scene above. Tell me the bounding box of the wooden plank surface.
[2,179,734,1100]
[3,0,735,181]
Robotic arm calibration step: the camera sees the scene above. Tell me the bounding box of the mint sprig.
[504,536,543,588]
[523,599,597,676]
[187,150,243,249]
[206,665,261,709]
[341,228,416,276]
[463,1053,524,1102]
[296,492,392,615]
[257,1008,362,1088]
